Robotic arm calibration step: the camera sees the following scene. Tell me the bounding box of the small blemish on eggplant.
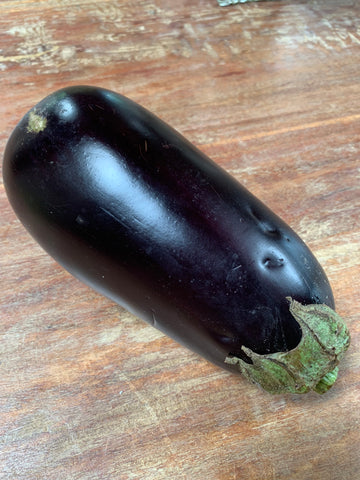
[27,111,47,133]
[265,226,281,237]
[248,206,281,238]
[263,256,285,269]
[312,294,321,304]
[75,214,89,227]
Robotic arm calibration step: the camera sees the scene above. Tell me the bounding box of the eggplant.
[3,85,350,394]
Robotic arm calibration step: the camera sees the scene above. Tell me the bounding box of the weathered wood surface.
[0,1,359,479]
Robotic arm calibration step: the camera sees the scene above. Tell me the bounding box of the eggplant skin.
[3,85,336,375]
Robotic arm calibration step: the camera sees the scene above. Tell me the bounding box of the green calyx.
[225,298,350,395]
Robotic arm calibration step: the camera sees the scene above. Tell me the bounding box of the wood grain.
[1,1,359,479]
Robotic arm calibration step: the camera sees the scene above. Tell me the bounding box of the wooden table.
[1,1,359,479]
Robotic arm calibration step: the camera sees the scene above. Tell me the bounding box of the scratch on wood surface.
[3,20,60,71]
[0,47,60,63]
[119,371,178,458]
[7,21,55,50]
[96,318,163,346]
[314,241,360,273]
[203,113,360,147]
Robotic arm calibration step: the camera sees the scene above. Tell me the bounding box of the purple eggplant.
[3,86,350,394]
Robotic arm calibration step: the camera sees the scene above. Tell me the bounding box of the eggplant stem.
[225,298,350,394]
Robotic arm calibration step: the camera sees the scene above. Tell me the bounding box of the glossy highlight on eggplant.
[3,86,350,394]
